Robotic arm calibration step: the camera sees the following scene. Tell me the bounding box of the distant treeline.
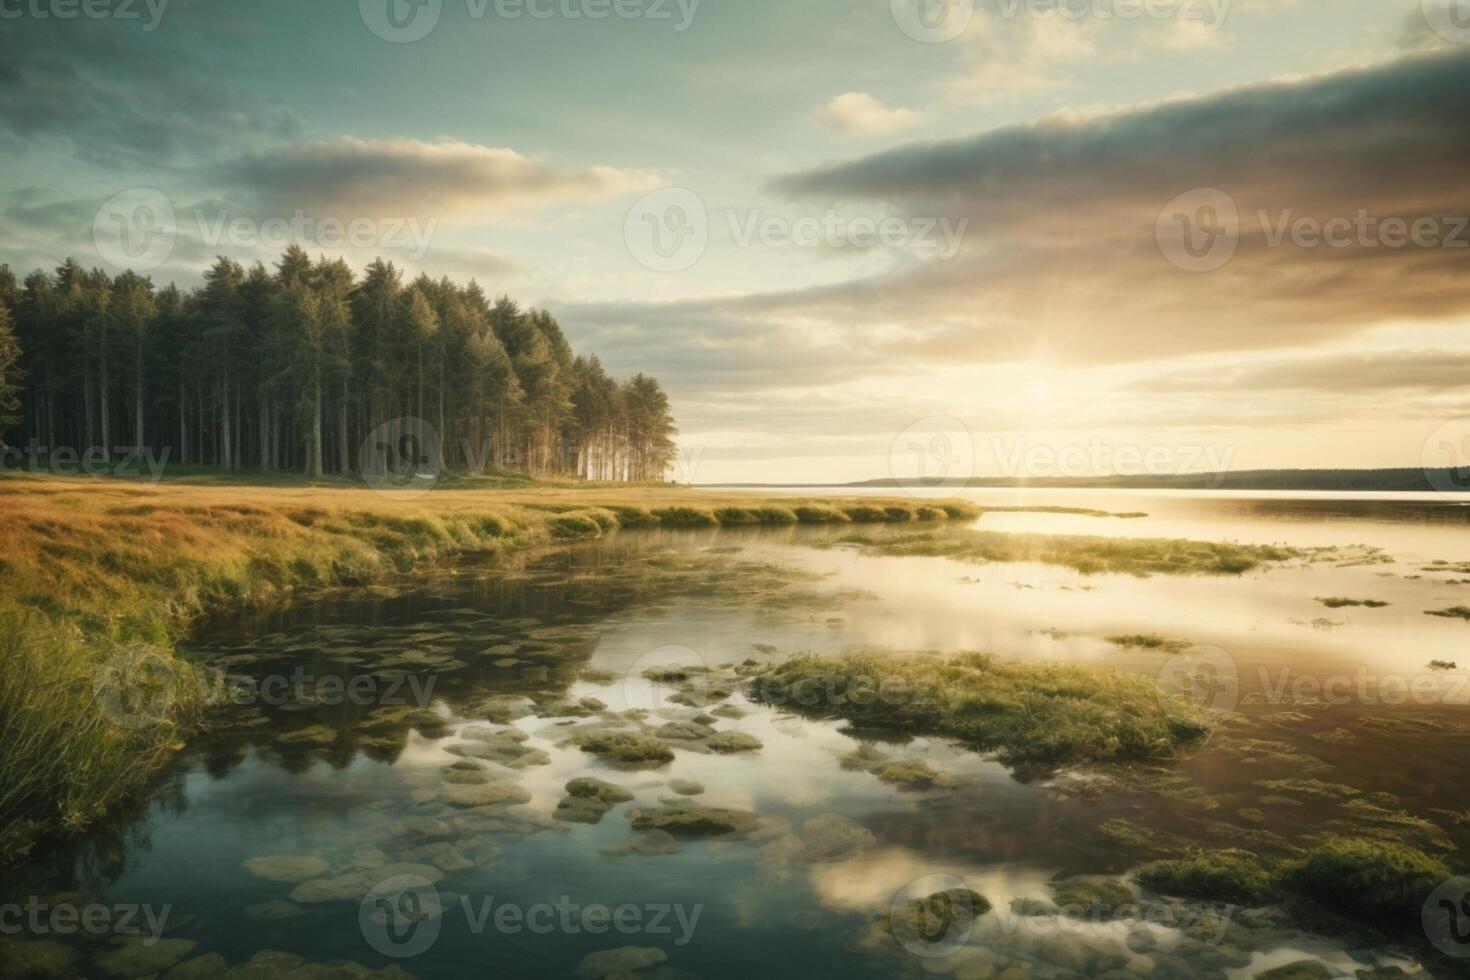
[0,247,678,481]
[849,469,1463,493]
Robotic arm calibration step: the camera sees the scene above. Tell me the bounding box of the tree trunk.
[220,378,232,470]
[134,341,144,450]
[178,377,188,466]
[310,368,324,478]
[338,379,350,475]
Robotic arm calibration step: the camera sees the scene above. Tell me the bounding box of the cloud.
[764,47,1470,365]
[814,93,919,136]
[217,137,661,220]
[0,20,303,166]
[1137,349,1470,392]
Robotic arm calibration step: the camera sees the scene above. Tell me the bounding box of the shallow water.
[6,493,1470,979]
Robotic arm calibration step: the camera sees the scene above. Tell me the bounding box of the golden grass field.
[0,472,973,864]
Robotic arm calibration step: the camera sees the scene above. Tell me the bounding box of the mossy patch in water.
[1316,597,1390,609]
[1426,606,1470,621]
[1136,849,1276,905]
[751,651,1211,772]
[628,805,760,838]
[1279,838,1451,929]
[575,732,675,767]
[705,731,763,754]
[888,887,991,939]
[1108,633,1189,653]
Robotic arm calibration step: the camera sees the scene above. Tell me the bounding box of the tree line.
[0,247,678,482]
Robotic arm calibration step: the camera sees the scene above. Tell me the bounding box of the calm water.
[7,491,1470,979]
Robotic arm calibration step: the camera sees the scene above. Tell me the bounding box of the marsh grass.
[0,473,970,863]
[1316,597,1390,609]
[1426,606,1470,621]
[1108,634,1189,654]
[838,528,1298,577]
[750,651,1212,772]
[1136,838,1451,930]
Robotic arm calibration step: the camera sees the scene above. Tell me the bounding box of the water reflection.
[4,506,1467,978]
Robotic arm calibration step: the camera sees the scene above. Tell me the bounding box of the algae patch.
[751,651,1212,772]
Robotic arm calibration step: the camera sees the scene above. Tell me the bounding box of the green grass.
[750,651,1212,772]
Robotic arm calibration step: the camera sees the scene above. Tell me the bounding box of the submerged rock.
[0,939,80,979]
[242,855,331,883]
[442,780,532,808]
[94,937,198,978]
[160,952,227,979]
[574,946,667,978]
[668,779,705,796]
[1255,961,1333,980]
[243,899,308,921]
[800,814,877,861]
[873,760,955,790]
[601,830,683,859]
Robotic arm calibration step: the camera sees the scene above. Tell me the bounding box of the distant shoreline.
[700,468,1468,494]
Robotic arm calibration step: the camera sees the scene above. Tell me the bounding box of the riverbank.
[0,473,981,865]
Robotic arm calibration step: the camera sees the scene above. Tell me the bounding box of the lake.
[5,490,1469,979]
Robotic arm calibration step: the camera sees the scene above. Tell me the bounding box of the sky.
[2,0,1468,484]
